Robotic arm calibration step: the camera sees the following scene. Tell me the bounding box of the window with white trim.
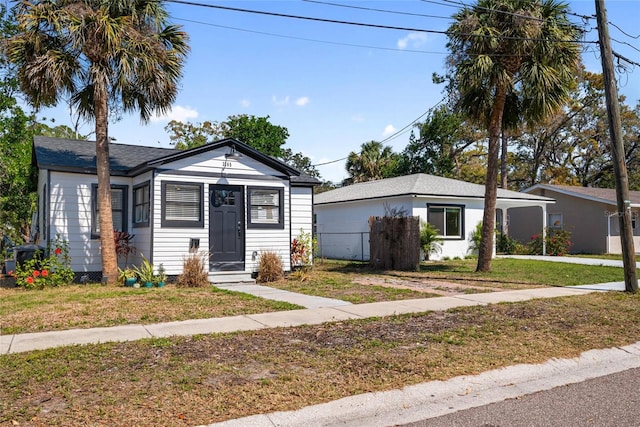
[161,182,204,228]
[247,186,284,229]
[427,204,464,239]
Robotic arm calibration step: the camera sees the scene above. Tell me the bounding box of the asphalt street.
[402,366,640,427]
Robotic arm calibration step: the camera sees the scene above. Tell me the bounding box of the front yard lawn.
[2,291,640,426]
[0,286,301,335]
[0,258,628,334]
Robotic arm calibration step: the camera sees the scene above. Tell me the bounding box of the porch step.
[208,272,255,285]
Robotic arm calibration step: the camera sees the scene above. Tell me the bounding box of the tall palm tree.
[345,141,397,184]
[446,0,580,272]
[8,0,189,283]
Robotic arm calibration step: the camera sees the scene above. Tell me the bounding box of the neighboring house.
[32,136,318,281]
[314,173,553,261]
[509,184,640,254]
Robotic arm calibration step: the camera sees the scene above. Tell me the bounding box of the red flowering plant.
[290,229,317,280]
[528,228,572,256]
[13,234,74,289]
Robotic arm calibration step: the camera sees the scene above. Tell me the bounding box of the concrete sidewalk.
[0,284,608,355]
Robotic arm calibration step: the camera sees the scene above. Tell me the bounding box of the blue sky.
[38,0,640,183]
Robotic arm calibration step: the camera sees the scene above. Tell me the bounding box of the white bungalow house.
[31,136,318,282]
[314,173,553,261]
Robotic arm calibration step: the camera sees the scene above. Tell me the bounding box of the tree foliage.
[446,0,580,272]
[344,141,400,185]
[8,0,189,283]
[398,105,484,179]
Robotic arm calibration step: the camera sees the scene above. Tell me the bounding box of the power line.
[609,21,640,40]
[312,98,446,168]
[168,0,597,44]
[301,0,453,21]
[169,0,449,34]
[173,16,450,54]
[611,37,640,54]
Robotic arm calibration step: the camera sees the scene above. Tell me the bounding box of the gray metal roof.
[314,174,554,205]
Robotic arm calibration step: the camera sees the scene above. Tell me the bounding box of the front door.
[209,185,244,271]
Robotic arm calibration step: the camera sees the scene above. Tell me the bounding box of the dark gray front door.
[209,185,244,271]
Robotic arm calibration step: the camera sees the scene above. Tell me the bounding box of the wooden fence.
[368,216,420,271]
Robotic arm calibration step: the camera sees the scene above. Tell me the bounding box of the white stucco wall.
[315,195,485,262]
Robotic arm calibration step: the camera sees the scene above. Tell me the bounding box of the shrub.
[12,235,74,289]
[291,229,316,269]
[420,221,443,260]
[469,221,483,253]
[257,251,283,283]
[528,228,572,256]
[176,252,208,288]
[496,232,518,254]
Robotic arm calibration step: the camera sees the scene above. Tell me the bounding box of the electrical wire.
[312,98,446,167]
[167,0,596,44]
[609,21,640,39]
[301,0,453,21]
[173,16,450,54]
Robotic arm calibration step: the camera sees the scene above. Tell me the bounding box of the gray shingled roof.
[33,136,177,174]
[33,136,319,184]
[315,174,553,205]
[528,184,640,205]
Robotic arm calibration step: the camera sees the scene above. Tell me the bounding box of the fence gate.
[368,216,420,270]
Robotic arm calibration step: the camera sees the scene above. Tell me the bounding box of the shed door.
[209,185,244,271]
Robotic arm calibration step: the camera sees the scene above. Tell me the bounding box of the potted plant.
[134,258,155,288]
[155,263,167,288]
[118,267,137,287]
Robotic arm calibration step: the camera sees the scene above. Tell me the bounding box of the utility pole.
[595,0,638,292]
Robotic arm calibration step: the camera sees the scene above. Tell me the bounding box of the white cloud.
[295,96,310,107]
[351,113,365,123]
[382,124,397,137]
[240,99,251,108]
[272,96,290,106]
[150,105,198,123]
[397,32,429,50]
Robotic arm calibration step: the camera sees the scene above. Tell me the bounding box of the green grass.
[2,292,640,426]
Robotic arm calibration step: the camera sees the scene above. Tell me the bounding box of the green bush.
[420,222,443,260]
[12,235,74,289]
[496,232,518,254]
[528,228,572,256]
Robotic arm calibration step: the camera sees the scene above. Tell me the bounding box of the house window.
[161,181,204,228]
[247,186,284,229]
[92,184,128,238]
[548,213,563,230]
[427,204,464,239]
[133,182,150,227]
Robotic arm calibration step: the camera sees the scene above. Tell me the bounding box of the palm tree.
[446,0,580,272]
[344,141,398,184]
[8,0,189,283]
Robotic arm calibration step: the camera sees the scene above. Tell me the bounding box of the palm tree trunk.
[94,86,118,284]
[477,84,508,272]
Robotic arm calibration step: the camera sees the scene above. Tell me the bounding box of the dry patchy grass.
[0,285,299,334]
[1,292,640,426]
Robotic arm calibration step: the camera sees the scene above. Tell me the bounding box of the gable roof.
[525,183,640,207]
[315,174,553,205]
[32,136,319,184]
